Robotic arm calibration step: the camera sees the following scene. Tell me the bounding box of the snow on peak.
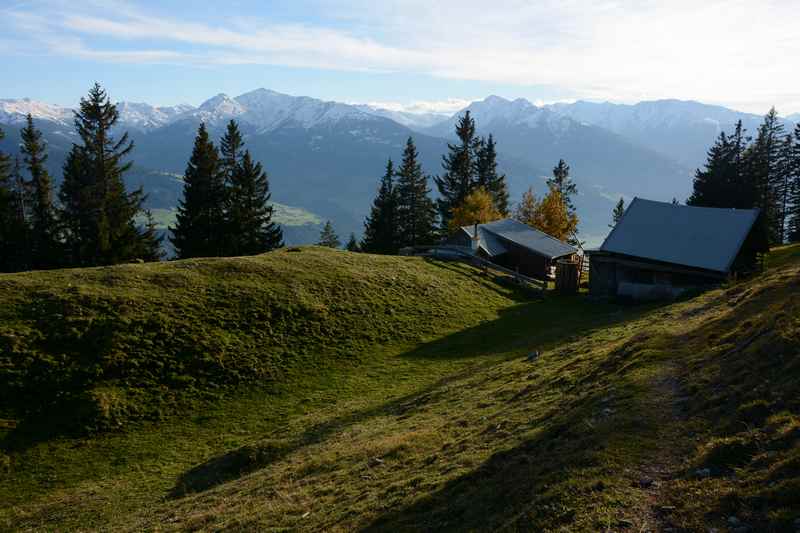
[0,98,73,125]
[116,101,196,130]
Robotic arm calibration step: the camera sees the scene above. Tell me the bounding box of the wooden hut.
[449,218,578,281]
[588,198,764,300]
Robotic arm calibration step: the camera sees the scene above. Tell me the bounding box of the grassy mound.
[0,247,529,432]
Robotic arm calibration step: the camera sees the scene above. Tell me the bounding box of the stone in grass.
[694,468,711,479]
[526,350,540,362]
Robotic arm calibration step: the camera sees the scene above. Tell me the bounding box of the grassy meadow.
[1,245,799,531]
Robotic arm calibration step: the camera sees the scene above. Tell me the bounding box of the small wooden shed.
[449,218,578,281]
[589,198,764,300]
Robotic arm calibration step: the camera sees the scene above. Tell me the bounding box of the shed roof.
[599,198,759,273]
[462,218,577,260]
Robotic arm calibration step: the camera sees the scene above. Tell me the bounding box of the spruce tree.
[745,108,786,245]
[788,124,800,243]
[345,233,360,252]
[318,220,341,248]
[610,198,625,228]
[396,137,437,247]
[20,114,59,268]
[171,123,226,258]
[362,159,398,254]
[689,121,752,210]
[547,159,578,215]
[0,136,29,272]
[475,134,509,215]
[435,111,481,227]
[226,150,283,256]
[60,83,161,265]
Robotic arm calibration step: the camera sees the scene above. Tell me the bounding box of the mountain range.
[1,90,797,248]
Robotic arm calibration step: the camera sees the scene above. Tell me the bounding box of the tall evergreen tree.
[0,137,29,272]
[689,121,753,210]
[435,111,481,227]
[318,220,341,248]
[475,134,509,215]
[171,123,226,258]
[547,159,578,214]
[361,159,398,254]
[789,124,800,243]
[745,108,786,244]
[610,198,625,228]
[20,114,59,268]
[60,83,161,266]
[226,150,283,255]
[219,120,245,185]
[396,137,437,247]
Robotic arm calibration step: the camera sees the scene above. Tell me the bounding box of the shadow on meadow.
[167,293,655,500]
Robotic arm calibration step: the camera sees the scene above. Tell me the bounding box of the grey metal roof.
[462,218,577,259]
[599,198,760,273]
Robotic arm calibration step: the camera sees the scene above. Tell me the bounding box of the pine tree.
[226,150,283,255]
[475,135,509,215]
[345,233,360,252]
[788,124,800,243]
[171,123,226,258]
[688,121,752,210]
[20,114,59,268]
[547,159,578,214]
[396,137,438,248]
[60,83,161,265]
[219,120,245,185]
[362,159,398,254]
[448,187,501,233]
[745,108,786,245]
[318,220,341,248]
[610,198,625,228]
[0,135,29,272]
[435,111,481,227]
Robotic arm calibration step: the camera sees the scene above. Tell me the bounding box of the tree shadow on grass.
[166,295,658,499]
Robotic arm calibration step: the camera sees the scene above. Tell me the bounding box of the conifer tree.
[345,233,360,252]
[610,198,626,228]
[475,135,509,215]
[60,83,161,265]
[171,123,226,258]
[547,159,578,215]
[688,121,751,209]
[435,111,481,227]
[20,114,59,268]
[219,120,245,185]
[396,137,438,247]
[0,136,28,272]
[226,150,283,255]
[318,220,341,248]
[362,159,398,254]
[745,108,786,244]
[788,124,800,243]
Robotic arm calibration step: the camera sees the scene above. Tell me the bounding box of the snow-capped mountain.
[117,102,195,131]
[166,89,380,133]
[543,99,795,168]
[0,98,73,125]
[788,113,800,124]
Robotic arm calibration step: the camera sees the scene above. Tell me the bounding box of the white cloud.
[5,0,800,113]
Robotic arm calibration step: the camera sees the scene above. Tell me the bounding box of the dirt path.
[627,361,693,532]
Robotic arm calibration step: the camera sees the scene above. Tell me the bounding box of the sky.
[2,0,799,115]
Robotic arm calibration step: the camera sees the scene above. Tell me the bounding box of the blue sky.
[2,0,798,114]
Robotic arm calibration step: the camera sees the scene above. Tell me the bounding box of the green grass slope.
[0,247,539,434]
[2,245,799,531]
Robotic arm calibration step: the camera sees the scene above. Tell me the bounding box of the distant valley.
[1,90,796,248]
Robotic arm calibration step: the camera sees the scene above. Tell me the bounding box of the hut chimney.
[471,221,480,252]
